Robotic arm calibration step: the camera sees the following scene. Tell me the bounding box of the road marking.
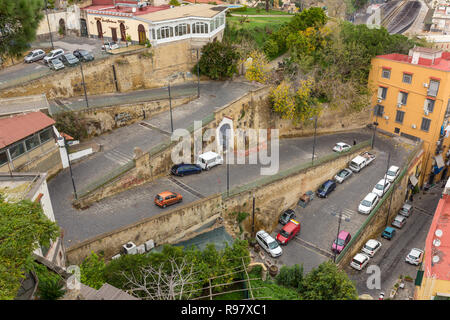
[140,121,171,136]
[292,237,334,259]
[168,176,205,199]
[413,206,433,216]
[104,149,133,165]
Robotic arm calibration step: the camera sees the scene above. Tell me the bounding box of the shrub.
[54,112,88,141]
[79,252,106,290]
[196,41,240,80]
[263,38,279,60]
[169,0,180,6]
[276,264,304,290]
[38,277,65,300]
[244,50,269,83]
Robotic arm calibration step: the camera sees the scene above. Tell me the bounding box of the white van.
[196,151,223,170]
[256,230,282,258]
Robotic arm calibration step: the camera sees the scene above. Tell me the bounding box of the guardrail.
[222,139,372,199]
[335,141,423,264]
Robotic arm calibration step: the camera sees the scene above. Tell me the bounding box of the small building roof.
[138,4,227,22]
[0,112,55,149]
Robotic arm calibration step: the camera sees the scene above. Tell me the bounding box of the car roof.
[364,193,378,201]
[377,179,388,185]
[354,253,369,261]
[283,209,295,214]
[198,151,220,160]
[157,191,175,197]
[388,165,399,171]
[395,215,406,221]
[338,230,350,239]
[402,203,412,209]
[283,220,300,232]
[410,248,423,256]
[257,230,275,242]
[384,227,395,232]
[366,239,379,247]
[336,142,348,146]
[324,179,335,185]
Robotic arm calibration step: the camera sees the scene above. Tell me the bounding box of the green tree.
[276,264,304,290]
[0,199,59,299]
[169,0,180,6]
[38,277,65,300]
[0,0,45,60]
[299,261,358,300]
[197,41,240,80]
[79,252,106,289]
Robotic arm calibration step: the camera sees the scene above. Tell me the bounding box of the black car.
[279,209,296,225]
[59,53,79,67]
[171,163,202,176]
[73,49,94,62]
[316,180,337,198]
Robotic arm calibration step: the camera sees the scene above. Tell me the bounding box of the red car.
[276,219,301,245]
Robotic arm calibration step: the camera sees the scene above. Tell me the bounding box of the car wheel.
[163,204,167,208]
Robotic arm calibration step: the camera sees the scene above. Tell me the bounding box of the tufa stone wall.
[0,40,197,100]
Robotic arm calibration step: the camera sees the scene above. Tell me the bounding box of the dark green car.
[73,49,94,62]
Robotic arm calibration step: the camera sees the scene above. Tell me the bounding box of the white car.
[406,248,424,265]
[24,49,45,63]
[372,179,391,198]
[102,41,119,51]
[48,58,65,71]
[399,203,413,218]
[256,230,282,258]
[43,48,64,64]
[392,214,406,228]
[386,165,400,182]
[334,168,353,184]
[358,193,379,214]
[196,151,223,170]
[333,142,351,153]
[350,253,370,270]
[362,239,382,257]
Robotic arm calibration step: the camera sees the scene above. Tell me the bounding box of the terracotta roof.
[376,50,450,72]
[0,112,55,149]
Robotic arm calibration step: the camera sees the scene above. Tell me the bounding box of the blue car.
[382,226,396,240]
[316,180,337,198]
[171,163,202,176]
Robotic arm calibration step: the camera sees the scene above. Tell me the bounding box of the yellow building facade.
[368,47,450,188]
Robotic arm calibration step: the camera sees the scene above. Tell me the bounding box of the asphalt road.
[269,133,415,274]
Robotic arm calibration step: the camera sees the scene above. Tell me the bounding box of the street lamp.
[191,48,200,98]
[44,0,54,50]
[79,61,89,109]
[311,115,318,165]
[332,211,350,263]
[63,137,78,200]
[372,105,382,149]
[168,82,173,133]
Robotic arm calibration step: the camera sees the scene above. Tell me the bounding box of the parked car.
[170,163,202,176]
[279,209,296,225]
[334,168,353,184]
[154,191,182,208]
[59,53,80,67]
[406,248,424,265]
[333,142,351,153]
[43,48,64,64]
[350,253,370,270]
[276,219,300,245]
[386,165,400,182]
[316,179,337,198]
[358,193,379,214]
[382,226,396,240]
[331,230,351,254]
[399,202,413,218]
[73,49,94,62]
[102,41,119,51]
[349,151,376,173]
[362,239,382,257]
[196,151,223,170]
[256,230,282,258]
[392,214,407,228]
[48,58,65,71]
[24,49,45,63]
[372,178,391,198]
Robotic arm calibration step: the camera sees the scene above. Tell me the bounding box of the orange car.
[154,191,182,208]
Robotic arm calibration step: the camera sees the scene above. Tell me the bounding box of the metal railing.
[222,139,372,199]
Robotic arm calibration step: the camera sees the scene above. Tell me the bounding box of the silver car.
[392,214,406,229]
[49,58,65,71]
[24,49,45,63]
[334,168,353,184]
[399,203,413,218]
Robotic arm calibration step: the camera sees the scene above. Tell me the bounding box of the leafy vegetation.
[54,111,88,141]
[196,41,240,80]
[0,200,59,299]
[244,50,270,83]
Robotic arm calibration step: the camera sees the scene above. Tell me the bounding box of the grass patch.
[230,7,293,15]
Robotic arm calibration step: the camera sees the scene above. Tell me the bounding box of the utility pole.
[44,0,54,50]
[372,105,381,149]
[312,115,318,165]
[79,61,89,108]
[252,194,256,237]
[196,48,200,98]
[64,137,78,200]
[168,82,173,133]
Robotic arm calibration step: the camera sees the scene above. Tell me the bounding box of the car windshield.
[364,244,374,250]
[26,52,34,57]
[375,184,384,190]
[408,254,417,260]
[361,200,372,207]
[155,195,163,201]
[268,241,279,249]
[280,230,290,238]
[336,238,345,246]
[338,171,347,177]
[352,258,361,264]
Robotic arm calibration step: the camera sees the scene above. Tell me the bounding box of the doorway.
[80,19,88,37]
[96,20,103,38]
[111,28,118,42]
[138,24,146,44]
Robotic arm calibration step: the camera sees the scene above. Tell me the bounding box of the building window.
[398,91,408,105]
[374,104,384,117]
[175,23,188,36]
[9,142,25,160]
[402,73,412,84]
[0,151,7,166]
[39,128,53,143]
[25,135,40,151]
[427,79,440,97]
[192,22,208,34]
[420,118,431,132]
[424,99,435,114]
[157,26,172,39]
[446,99,450,117]
[395,110,405,124]
[394,127,400,134]
[378,87,387,100]
[381,68,391,79]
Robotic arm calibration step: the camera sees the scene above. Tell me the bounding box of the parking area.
[0,36,106,90]
[270,134,413,274]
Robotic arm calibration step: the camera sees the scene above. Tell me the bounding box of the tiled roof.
[376,51,450,72]
[0,112,55,149]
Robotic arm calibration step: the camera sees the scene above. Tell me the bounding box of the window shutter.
[378,87,383,99]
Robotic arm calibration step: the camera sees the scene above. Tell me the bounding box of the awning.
[435,154,445,169]
[415,270,424,286]
[410,175,418,186]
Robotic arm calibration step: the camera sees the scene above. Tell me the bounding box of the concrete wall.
[36,5,81,38]
[0,40,197,100]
